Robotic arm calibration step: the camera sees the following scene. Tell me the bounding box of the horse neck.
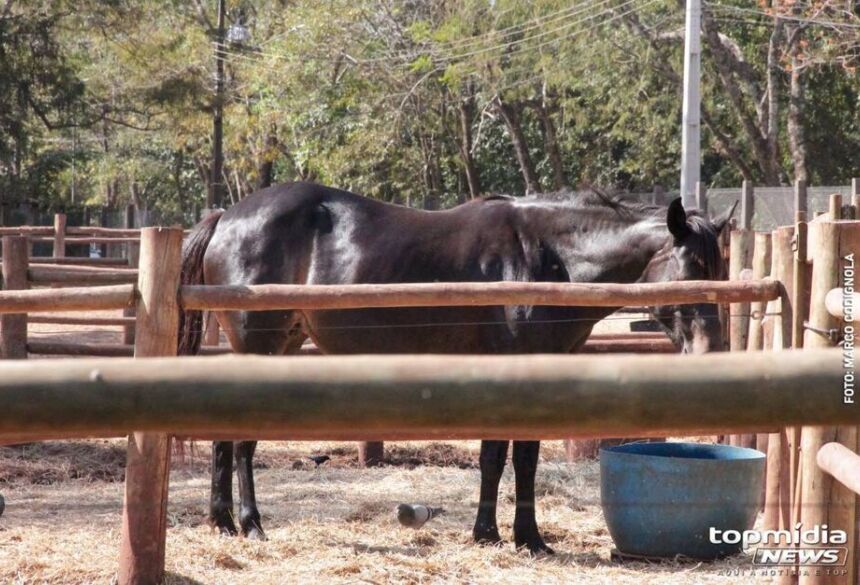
[518,203,669,284]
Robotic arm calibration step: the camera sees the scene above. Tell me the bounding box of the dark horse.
[178,181,733,553]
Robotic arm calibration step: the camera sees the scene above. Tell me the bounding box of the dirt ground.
[1,312,775,584]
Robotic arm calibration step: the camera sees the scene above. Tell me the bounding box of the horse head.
[641,198,737,354]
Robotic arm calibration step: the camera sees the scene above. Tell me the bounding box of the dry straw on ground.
[0,439,771,585]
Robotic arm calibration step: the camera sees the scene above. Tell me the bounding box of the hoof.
[209,510,238,537]
[243,525,268,541]
[211,519,238,537]
[240,513,267,541]
[515,534,555,556]
[473,526,504,547]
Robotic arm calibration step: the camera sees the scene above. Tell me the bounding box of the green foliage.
[0,0,857,225]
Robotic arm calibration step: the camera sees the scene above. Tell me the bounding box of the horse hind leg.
[512,440,554,554]
[235,440,264,539]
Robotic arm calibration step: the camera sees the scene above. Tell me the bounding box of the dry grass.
[0,439,774,585]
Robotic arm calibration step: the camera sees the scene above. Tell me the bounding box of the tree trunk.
[258,131,277,190]
[457,97,482,198]
[534,101,567,190]
[787,27,809,183]
[764,17,785,184]
[493,97,542,194]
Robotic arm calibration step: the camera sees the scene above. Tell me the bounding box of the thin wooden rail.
[825,287,858,320]
[0,348,845,443]
[0,284,135,313]
[27,341,229,357]
[181,279,781,311]
[28,315,136,326]
[817,443,860,496]
[28,265,138,285]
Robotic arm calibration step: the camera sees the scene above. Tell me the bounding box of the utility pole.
[209,0,226,210]
[680,0,701,209]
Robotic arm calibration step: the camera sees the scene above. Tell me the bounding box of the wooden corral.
[0,181,858,585]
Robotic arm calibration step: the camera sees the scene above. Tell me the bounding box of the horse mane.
[492,187,725,279]
[518,187,663,220]
[684,211,726,279]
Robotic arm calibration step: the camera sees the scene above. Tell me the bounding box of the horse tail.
[178,210,224,356]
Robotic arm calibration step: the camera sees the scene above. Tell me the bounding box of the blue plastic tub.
[600,442,765,559]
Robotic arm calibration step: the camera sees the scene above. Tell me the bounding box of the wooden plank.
[31,236,141,245]
[52,214,66,259]
[181,279,780,312]
[1,237,29,359]
[0,284,135,313]
[0,226,53,236]
[28,257,129,266]
[763,227,795,536]
[118,227,184,585]
[28,266,138,285]
[27,340,228,357]
[28,315,135,326]
[825,288,859,320]
[818,443,860,497]
[728,230,754,353]
[0,349,847,442]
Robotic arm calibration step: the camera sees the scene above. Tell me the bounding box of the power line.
[215,0,658,73]
[706,2,860,30]
[358,0,618,63]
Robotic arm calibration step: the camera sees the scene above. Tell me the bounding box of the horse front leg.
[473,440,509,545]
[512,440,554,554]
[235,440,266,540]
[209,441,237,535]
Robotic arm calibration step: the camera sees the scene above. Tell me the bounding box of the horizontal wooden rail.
[29,315,136,326]
[30,236,140,245]
[28,265,138,285]
[825,287,858,320]
[0,284,135,313]
[27,341,230,357]
[32,257,130,266]
[66,227,142,237]
[0,348,844,443]
[580,338,675,353]
[0,226,53,236]
[817,442,860,495]
[181,279,781,312]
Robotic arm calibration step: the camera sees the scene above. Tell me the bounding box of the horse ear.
[712,200,738,235]
[666,197,689,240]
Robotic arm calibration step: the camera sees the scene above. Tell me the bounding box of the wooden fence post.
[851,178,859,222]
[763,227,793,537]
[122,242,140,346]
[359,441,385,467]
[727,183,754,447]
[1,236,29,359]
[829,193,843,221]
[747,233,771,459]
[798,220,859,585]
[118,227,183,585]
[52,213,66,259]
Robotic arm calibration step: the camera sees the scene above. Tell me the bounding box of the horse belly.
[302,307,511,354]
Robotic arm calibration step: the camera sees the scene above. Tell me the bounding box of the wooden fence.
[0,182,857,584]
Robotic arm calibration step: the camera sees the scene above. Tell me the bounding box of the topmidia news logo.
[710,524,848,567]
